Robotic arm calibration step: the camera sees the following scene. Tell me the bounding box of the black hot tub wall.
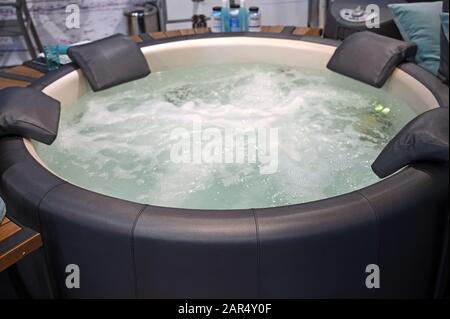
[133,207,259,299]
[359,164,449,298]
[132,195,378,299]
[0,138,64,230]
[254,193,379,299]
[37,184,146,298]
[0,139,447,298]
[11,163,445,299]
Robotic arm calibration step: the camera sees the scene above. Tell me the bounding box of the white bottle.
[248,7,261,32]
[211,6,223,33]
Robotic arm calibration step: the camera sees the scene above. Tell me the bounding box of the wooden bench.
[144,26,321,42]
[0,65,45,89]
[0,217,42,272]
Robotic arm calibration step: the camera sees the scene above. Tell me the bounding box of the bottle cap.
[213,6,222,11]
[249,7,259,12]
[230,4,240,9]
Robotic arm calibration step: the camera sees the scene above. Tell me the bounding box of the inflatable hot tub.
[0,33,448,299]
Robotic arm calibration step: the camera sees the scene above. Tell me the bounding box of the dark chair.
[0,0,43,59]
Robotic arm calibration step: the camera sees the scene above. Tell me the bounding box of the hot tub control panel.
[324,0,404,41]
[339,5,379,23]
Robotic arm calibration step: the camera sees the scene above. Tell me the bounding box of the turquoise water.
[33,63,417,209]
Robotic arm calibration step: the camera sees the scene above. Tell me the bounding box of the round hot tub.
[0,35,448,299]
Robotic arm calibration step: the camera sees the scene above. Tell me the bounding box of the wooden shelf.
[6,65,45,79]
[0,218,42,272]
[147,26,322,41]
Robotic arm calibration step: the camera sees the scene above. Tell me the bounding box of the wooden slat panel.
[1,218,10,226]
[0,77,29,89]
[164,30,182,38]
[194,27,210,34]
[268,26,284,33]
[293,27,322,37]
[146,26,321,41]
[6,65,44,79]
[180,28,196,36]
[0,233,42,272]
[130,35,143,43]
[261,26,284,33]
[149,31,167,39]
[0,222,21,242]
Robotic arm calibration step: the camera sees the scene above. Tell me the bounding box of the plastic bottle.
[239,0,249,32]
[211,7,223,33]
[221,0,231,33]
[248,7,262,32]
[0,197,5,224]
[229,3,241,32]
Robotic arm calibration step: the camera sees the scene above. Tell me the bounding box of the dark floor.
[0,269,20,299]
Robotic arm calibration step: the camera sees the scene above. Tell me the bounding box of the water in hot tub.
[34,63,417,209]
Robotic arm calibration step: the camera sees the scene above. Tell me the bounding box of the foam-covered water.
[34,63,417,209]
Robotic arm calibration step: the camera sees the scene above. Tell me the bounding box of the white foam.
[34,63,417,209]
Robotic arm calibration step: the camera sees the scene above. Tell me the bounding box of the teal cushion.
[442,12,449,41]
[388,2,443,75]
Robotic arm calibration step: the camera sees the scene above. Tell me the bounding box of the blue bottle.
[44,44,70,71]
[211,7,223,33]
[221,0,231,33]
[229,3,241,32]
[239,0,249,32]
